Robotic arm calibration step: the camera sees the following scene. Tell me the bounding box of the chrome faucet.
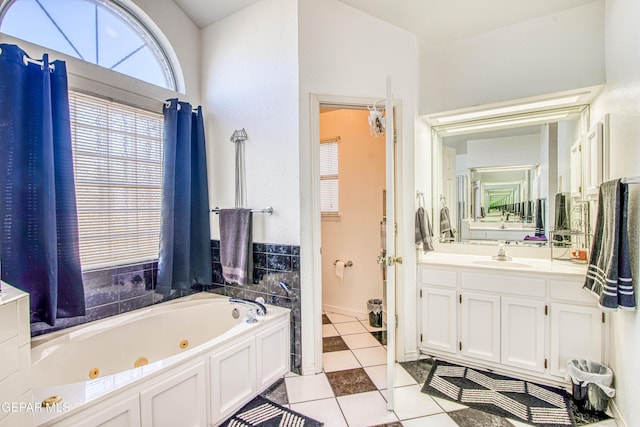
[229,297,267,323]
[492,240,512,261]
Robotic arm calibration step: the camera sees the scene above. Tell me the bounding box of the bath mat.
[422,360,576,427]
[220,395,323,426]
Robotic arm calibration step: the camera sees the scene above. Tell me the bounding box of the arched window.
[0,0,177,90]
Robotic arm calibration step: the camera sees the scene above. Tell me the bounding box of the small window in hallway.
[320,138,339,215]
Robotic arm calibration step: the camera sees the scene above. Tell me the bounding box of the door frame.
[308,93,405,374]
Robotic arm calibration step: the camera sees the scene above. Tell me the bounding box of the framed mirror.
[430,103,590,246]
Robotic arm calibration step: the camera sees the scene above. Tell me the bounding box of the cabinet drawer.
[420,267,456,288]
[461,272,545,298]
[549,280,595,304]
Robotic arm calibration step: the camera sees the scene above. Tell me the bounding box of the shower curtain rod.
[211,207,273,215]
[15,55,56,70]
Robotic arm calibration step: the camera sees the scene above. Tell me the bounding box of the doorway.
[311,95,401,409]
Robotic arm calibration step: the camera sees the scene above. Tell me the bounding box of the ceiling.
[173,0,597,46]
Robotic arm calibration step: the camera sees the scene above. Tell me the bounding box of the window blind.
[69,91,163,270]
[320,140,339,214]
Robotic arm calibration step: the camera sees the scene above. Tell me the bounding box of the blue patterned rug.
[220,395,323,426]
[422,360,576,427]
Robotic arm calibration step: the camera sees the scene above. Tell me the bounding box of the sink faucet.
[229,297,267,323]
[492,240,512,261]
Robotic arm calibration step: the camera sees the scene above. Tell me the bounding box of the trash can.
[367,299,383,328]
[567,359,615,412]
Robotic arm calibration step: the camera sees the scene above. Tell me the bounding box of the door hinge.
[544,359,548,369]
[459,294,462,304]
[602,312,606,323]
[394,222,398,235]
[579,185,582,193]
[420,289,423,298]
[420,333,423,342]
[459,341,462,351]
[545,305,548,316]
[393,129,398,144]
[396,314,399,328]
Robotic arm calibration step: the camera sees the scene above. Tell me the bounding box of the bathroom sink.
[471,260,533,269]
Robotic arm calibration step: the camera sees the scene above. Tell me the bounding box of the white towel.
[335,260,345,285]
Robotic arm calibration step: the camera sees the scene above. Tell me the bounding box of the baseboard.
[322,303,368,320]
[301,362,321,376]
[609,399,626,427]
[403,350,419,362]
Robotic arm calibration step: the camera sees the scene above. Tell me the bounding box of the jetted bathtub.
[30,293,291,427]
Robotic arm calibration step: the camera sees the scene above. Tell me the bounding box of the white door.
[550,303,603,378]
[420,287,457,354]
[460,292,501,363]
[501,297,546,373]
[383,77,398,410]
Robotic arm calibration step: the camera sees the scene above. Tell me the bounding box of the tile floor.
[260,311,619,427]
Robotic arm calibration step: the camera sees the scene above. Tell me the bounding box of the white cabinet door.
[550,303,603,378]
[501,297,546,373]
[210,336,256,424]
[420,287,457,354]
[56,395,141,427]
[256,320,289,392]
[461,293,501,363]
[140,361,207,427]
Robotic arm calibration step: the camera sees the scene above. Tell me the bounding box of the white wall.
[419,0,605,114]
[467,134,541,168]
[320,109,386,317]
[200,0,300,245]
[590,0,640,424]
[298,0,422,371]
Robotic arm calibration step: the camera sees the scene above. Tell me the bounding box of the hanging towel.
[554,193,571,243]
[220,208,253,286]
[440,206,455,241]
[534,198,546,238]
[584,180,635,310]
[415,207,434,252]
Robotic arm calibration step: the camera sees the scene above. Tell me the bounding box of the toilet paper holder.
[333,260,353,267]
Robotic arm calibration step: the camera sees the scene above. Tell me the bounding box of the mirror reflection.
[435,108,588,246]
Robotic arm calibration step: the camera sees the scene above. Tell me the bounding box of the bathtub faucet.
[229,297,267,323]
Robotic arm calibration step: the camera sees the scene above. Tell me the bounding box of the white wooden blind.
[320,140,339,214]
[69,91,163,270]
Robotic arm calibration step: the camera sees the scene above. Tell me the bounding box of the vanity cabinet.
[419,288,457,354]
[418,263,606,387]
[460,293,500,363]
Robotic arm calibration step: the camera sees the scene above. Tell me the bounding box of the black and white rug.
[422,360,576,427]
[220,395,323,427]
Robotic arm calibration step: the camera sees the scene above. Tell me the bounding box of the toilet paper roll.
[335,260,345,284]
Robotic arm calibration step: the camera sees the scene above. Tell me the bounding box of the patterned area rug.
[220,395,323,426]
[422,361,576,427]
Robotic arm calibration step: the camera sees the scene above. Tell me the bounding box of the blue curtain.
[157,99,211,293]
[0,44,85,325]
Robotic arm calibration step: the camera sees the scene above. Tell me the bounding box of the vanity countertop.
[420,252,588,278]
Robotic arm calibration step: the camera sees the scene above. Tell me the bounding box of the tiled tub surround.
[209,241,302,374]
[31,241,302,373]
[30,261,195,336]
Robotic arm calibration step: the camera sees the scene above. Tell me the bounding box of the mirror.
[431,104,589,246]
